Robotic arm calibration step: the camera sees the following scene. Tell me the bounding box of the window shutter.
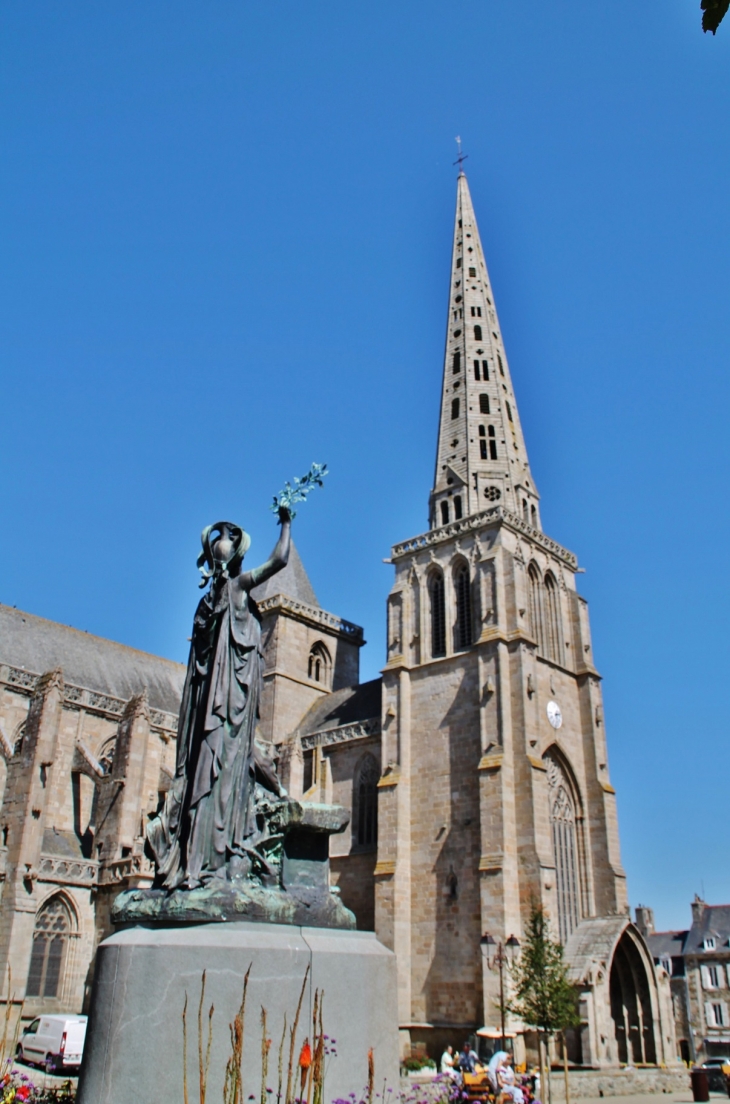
[706,1000,715,1026]
[721,1004,729,1027]
[726,965,730,988]
[718,966,726,989]
[701,965,711,989]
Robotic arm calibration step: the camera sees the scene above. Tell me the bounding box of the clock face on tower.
[546,700,563,729]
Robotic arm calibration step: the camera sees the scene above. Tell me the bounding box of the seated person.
[496,1054,525,1104]
[459,1042,477,1073]
[440,1045,458,1080]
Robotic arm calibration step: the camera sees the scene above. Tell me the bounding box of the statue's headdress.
[197,521,251,587]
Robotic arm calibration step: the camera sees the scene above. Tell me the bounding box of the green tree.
[702,0,729,34]
[507,905,579,1104]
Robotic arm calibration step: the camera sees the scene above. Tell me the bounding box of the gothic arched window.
[488,425,497,459]
[440,500,450,526]
[354,754,379,849]
[308,642,332,687]
[451,397,460,419]
[453,495,463,521]
[454,564,473,650]
[528,563,545,653]
[474,325,483,341]
[452,351,461,374]
[26,895,73,999]
[545,754,584,944]
[544,573,563,665]
[429,571,446,658]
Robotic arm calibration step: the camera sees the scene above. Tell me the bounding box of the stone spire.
[429,171,541,530]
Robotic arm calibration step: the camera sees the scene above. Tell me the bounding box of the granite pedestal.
[77,920,399,1104]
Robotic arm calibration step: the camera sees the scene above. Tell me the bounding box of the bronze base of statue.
[112,799,356,930]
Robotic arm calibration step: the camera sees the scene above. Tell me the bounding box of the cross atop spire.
[453,136,469,175]
[429,172,540,530]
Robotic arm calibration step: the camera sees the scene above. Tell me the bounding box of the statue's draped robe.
[147,578,264,888]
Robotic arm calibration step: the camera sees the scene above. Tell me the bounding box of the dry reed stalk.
[311,995,325,1104]
[276,1013,287,1104]
[0,967,11,1070]
[182,992,189,1104]
[198,970,206,1104]
[367,1047,375,1104]
[205,1001,214,1099]
[305,991,318,1104]
[223,963,252,1104]
[8,998,24,1077]
[284,964,310,1104]
[260,1006,272,1104]
[196,970,214,1104]
[223,958,251,1104]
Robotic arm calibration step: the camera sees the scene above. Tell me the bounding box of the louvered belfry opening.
[455,564,473,649]
[429,571,446,658]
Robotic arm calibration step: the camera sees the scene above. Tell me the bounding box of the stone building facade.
[643,897,730,1064]
[0,169,679,1073]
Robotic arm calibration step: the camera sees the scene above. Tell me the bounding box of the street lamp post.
[481,933,520,1053]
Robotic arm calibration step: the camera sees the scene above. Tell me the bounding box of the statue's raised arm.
[239,506,291,592]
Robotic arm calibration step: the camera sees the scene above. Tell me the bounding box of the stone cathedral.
[0,170,678,1072]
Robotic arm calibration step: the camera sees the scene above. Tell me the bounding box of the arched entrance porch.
[609,929,657,1064]
[564,916,676,1068]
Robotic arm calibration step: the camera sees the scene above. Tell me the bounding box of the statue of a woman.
[147,508,291,890]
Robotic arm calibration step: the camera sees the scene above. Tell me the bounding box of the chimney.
[691,894,706,925]
[635,905,655,936]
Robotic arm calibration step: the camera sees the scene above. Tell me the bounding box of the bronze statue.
[116,464,352,927]
[147,508,291,890]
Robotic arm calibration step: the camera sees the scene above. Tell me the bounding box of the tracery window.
[429,571,446,658]
[528,563,545,653]
[308,642,332,687]
[545,756,582,944]
[454,564,473,650]
[26,896,73,999]
[544,573,563,664]
[353,754,379,848]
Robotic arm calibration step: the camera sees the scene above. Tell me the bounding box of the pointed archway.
[610,929,657,1064]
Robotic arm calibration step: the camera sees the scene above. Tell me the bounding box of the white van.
[17,1015,87,1073]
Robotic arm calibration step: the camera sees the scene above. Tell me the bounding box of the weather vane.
[454,135,469,172]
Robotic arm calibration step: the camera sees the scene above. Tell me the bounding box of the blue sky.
[1,1,729,931]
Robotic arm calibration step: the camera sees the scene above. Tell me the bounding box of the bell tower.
[374,169,633,1063]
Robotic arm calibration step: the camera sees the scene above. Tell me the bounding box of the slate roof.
[563,915,632,983]
[250,540,319,607]
[298,678,382,735]
[42,827,86,860]
[0,604,186,715]
[646,930,689,959]
[686,904,730,954]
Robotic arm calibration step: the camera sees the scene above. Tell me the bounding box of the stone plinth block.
[77,921,399,1104]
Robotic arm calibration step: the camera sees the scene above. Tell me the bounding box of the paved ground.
[562,1093,725,1104]
[11,1057,79,1091]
